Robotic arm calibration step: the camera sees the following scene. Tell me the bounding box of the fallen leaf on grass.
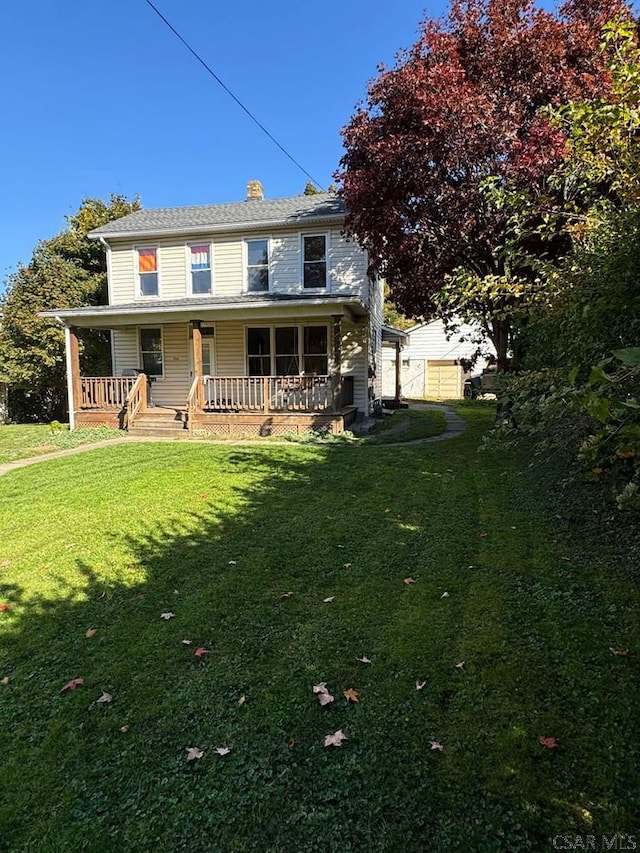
[455,661,465,669]
[119,725,130,733]
[355,656,371,664]
[343,688,359,703]
[416,680,426,691]
[323,596,335,603]
[313,682,330,694]
[228,560,237,566]
[324,729,347,748]
[0,603,10,612]
[96,692,113,704]
[609,648,629,656]
[173,589,180,595]
[404,577,415,585]
[201,493,209,500]
[279,591,294,599]
[61,677,84,692]
[538,736,559,749]
[160,612,175,620]
[65,543,76,549]
[186,747,204,761]
[181,639,192,645]
[429,741,444,751]
[288,737,296,749]
[318,692,335,706]
[214,747,231,756]
[342,563,352,570]
[238,695,246,707]
[478,532,487,538]
[85,628,97,638]
[440,592,450,599]
[1,676,9,685]
[0,560,10,568]
[194,647,209,658]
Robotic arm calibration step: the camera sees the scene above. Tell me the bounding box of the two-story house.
[43,183,384,437]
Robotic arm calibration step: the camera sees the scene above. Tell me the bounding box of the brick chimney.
[246,180,264,201]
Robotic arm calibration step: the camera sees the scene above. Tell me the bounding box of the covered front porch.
[60,299,364,437]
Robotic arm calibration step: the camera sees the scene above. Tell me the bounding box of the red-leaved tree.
[338,0,632,369]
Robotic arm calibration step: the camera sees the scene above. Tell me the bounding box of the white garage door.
[426,361,464,398]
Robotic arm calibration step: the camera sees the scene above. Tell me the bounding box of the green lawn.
[0,424,125,464]
[0,405,638,851]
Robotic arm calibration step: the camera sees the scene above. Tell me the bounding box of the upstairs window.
[303,235,327,289]
[246,239,269,292]
[190,244,212,294]
[138,248,158,296]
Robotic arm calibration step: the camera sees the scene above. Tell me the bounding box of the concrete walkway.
[0,404,466,477]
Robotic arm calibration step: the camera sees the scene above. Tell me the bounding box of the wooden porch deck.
[73,375,357,437]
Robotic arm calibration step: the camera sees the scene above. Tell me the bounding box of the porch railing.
[80,376,137,410]
[125,373,147,428]
[202,375,353,413]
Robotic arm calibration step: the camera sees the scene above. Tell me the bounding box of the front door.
[189,331,215,378]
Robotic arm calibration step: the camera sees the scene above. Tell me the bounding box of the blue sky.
[0,0,445,288]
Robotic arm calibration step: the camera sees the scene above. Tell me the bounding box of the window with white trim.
[246,239,269,292]
[303,235,327,289]
[247,327,271,376]
[137,248,158,296]
[139,327,163,377]
[190,244,212,294]
[246,325,328,376]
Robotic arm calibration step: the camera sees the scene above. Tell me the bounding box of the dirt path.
[0,404,466,477]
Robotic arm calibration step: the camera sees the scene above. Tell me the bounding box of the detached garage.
[381,319,495,400]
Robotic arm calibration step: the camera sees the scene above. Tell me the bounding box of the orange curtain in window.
[138,249,157,273]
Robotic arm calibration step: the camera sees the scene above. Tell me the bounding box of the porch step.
[129,426,190,438]
[129,409,188,437]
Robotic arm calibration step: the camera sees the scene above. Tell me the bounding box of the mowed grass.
[0,424,125,464]
[0,406,638,852]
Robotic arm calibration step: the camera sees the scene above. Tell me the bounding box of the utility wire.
[143,0,326,191]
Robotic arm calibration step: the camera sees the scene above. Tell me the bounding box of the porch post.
[191,320,204,411]
[395,340,402,407]
[65,325,81,430]
[332,315,343,411]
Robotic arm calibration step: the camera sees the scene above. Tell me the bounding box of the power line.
[143,0,326,191]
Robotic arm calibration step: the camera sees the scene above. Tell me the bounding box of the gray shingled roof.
[89,193,345,240]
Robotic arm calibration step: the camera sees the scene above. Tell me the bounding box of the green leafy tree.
[338,0,630,370]
[303,181,321,195]
[0,194,141,421]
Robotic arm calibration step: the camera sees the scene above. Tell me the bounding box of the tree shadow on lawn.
[0,439,637,851]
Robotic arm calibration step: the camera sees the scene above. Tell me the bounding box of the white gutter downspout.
[63,323,76,431]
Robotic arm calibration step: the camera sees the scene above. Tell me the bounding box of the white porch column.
[64,325,76,430]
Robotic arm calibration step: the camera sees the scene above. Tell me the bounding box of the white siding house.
[42,185,384,436]
[382,318,495,399]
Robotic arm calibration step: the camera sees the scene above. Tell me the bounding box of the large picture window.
[246,325,328,376]
[304,326,328,374]
[140,328,163,377]
[246,239,269,292]
[138,248,158,296]
[247,327,271,376]
[303,235,327,289]
[190,244,212,294]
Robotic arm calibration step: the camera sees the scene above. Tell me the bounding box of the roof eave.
[89,213,345,242]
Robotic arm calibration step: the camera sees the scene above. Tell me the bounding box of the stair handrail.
[126,373,147,429]
[187,376,201,434]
